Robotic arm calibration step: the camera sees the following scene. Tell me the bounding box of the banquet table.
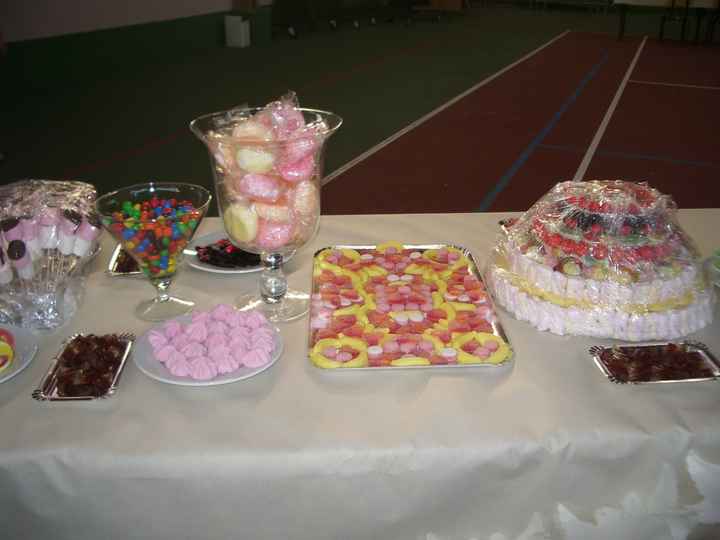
[615,0,720,40]
[2,211,720,540]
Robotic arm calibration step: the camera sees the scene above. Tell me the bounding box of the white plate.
[133,315,283,387]
[184,231,294,274]
[0,326,39,384]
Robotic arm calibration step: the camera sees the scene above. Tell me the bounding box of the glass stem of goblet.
[260,253,287,305]
[152,277,173,303]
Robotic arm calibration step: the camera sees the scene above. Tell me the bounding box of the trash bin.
[225,15,251,47]
[250,5,273,45]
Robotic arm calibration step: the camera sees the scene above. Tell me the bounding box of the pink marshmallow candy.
[237,173,283,203]
[278,154,315,184]
[256,219,295,250]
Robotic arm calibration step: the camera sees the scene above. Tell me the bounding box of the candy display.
[191,93,341,322]
[145,305,276,381]
[590,342,719,384]
[101,196,204,280]
[33,333,134,400]
[487,181,715,341]
[0,180,101,330]
[308,242,512,369]
[0,328,14,374]
[96,183,211,321]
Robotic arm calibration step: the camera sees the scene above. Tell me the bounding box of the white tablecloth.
[2,212,720,540]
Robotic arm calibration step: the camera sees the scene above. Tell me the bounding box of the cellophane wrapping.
[486,180,715,341]
[0,179,102,331]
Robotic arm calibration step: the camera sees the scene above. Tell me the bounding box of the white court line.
[630,79,720,91]
[322,29,571,186]
[572,36,647,182]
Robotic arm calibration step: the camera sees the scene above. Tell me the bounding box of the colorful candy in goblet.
[96,182,211,321]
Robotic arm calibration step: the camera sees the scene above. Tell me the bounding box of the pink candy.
[237,173,283,203]
[149,305,275,380]
[278,154,315,184]
[256,219,295,250]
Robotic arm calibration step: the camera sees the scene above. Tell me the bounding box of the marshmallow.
[72,215,101,257]
[0,247,13,285]
[58,209,82,255]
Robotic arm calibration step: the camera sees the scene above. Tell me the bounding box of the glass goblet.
[96,182,211,321]
[190,107,342,322]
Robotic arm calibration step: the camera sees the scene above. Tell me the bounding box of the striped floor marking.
[475,50,609,212]
[629,80,720,91]
[322,29,571,186]
[572,36,647,182]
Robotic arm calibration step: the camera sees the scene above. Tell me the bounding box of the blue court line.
[475,51,609,212]
[537,143,720,169]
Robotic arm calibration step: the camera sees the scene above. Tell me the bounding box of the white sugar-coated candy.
[409,312,424,322]
[340,298,352,307]
[400,274,413,282]
[387,274,399,282]
[441,348,457,358]
[253,202,290,222]
[360,253,374,261]
[458,294,470,303]
[236,147,275,174]
[367,345,383,358]
[409,252,421,259]
[290,181,319,217]
[394,314,408,325]
[232,119,274,141]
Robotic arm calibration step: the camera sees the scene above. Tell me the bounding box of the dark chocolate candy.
[6,239,26,261]
[63,209,83,226]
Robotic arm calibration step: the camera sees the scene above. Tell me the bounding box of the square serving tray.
[32,333,135,401]
[308,243,513,370]
[590,341,720,385]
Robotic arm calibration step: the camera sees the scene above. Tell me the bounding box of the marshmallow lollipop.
[38,208,59,249]
[0,247,13,285]
[21,216,41,259]
[7,240,33,280]
[58,209,82,255]
[73,215,101,257]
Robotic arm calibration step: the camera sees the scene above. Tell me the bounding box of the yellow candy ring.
[311,337,368,369]
[0,340,14,374]
[451,332,510,365]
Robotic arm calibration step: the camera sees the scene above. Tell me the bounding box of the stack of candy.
[0,180,101,330]
[102,196,204,280]
[308,242,512,369]
[146,304,276,380]
[202,92,329,253]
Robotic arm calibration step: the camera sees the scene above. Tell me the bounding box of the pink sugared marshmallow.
[171,333,191,351]
[244,310,269,330]
[154,345,176,364]
[242,348,271,368]
[270,103,306,139]
[255,219,294,250]
[207,321,229,336]
[278,154,315,184]
[210,303,236,322]
[147,330,168,349]
[163,320,183,338]
[184,321,208,343]
[191,311,211,324]
[206,333,228,348]
[189,356,218,380]
[166,350,191,377]
[209,345,238,374]
[282,135,318,164]
[237,173,283,203]
[181,342,206,358]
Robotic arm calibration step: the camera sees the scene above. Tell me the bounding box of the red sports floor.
[322,31,720,214]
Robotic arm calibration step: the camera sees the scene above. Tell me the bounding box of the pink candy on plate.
[147,305,277,381]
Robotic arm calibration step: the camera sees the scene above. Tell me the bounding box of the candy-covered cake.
[487,180,714,341]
